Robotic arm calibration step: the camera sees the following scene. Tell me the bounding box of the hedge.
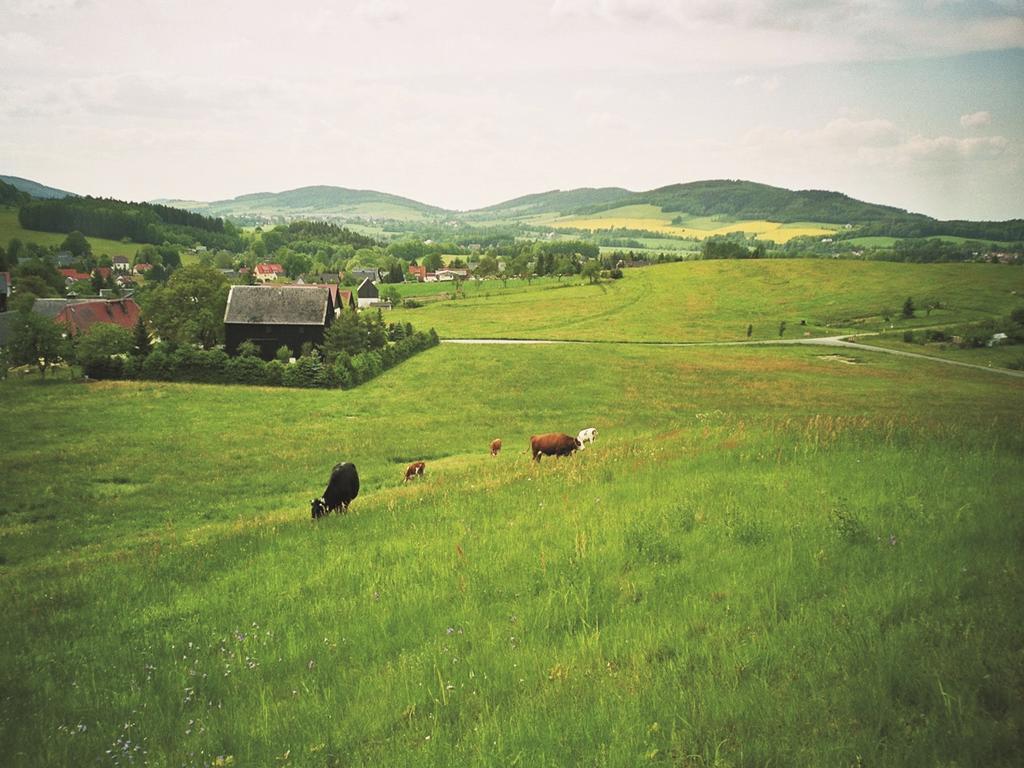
[89,329,440,389]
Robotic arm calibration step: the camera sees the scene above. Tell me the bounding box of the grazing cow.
[577,427,597,447]
[404,461,426,482]
[311,462,360,519]
[490,438,502,456]
[530,433,582,462]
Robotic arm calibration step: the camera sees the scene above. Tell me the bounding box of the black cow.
[311,462,360,519]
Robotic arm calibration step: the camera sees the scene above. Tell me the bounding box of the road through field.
[444,336,1024,378]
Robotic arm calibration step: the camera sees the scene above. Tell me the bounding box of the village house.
[223,285,334,360]
[254,263,285,283]
[435,268,469,281]
[351,267,383,284]
[59,268,92,286]
[133,263,153,275]
[356,278,379,308]
[408,264,427,282]
[112,256,131,273]
[55,298,141,336]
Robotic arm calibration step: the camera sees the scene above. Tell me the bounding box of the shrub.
[903,331,915,343]
[141,348,174,380]
[225,354,268,384]
[283,350,329,388]
[275,345,292,362]
[263,360,285,386]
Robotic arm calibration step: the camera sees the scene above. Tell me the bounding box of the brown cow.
[490,438,502,456]
[530,433,581,462]
[404,461,426,482]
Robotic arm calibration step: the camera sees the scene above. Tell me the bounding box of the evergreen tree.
[902,296,916,318]
[132,315,152,357]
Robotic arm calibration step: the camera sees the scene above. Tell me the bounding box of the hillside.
[155,179,1024,243]
[389,260,1024,342]
[3,338,1022,766]
[156,185,451,222]
[0,174,76,199]
[469,186,632,217]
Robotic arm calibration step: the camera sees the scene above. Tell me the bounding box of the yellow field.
[535,204,839,243]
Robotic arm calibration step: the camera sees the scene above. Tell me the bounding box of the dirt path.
[442,336,1024,378]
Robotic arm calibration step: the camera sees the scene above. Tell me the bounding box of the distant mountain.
[625,180,912,224]
[0,175,76,199]
[155,179,1022,241]
[156,185,450,222]
[471,187,633,217]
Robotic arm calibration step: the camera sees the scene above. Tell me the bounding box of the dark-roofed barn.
[224,285,334,360]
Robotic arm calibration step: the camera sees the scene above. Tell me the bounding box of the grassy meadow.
[390,260,1024,342]
[0,207,144,260]
[2,339,1023,766]
[530,206,839,243]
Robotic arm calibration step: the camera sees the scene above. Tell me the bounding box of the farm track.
[444,336,1024,378]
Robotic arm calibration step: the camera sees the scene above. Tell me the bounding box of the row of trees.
[77,327,439,389]
[18,196,242,250]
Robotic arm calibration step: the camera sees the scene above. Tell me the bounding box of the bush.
[264,360,285,386]
[902,331,915,343]
[275,345,292,362]
[141,348,174,380]
[225,354,268,384]
[282,350,329,388]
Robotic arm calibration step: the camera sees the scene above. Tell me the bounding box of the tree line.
[18,197,242,250]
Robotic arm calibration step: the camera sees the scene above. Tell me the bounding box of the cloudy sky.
[1,0,1022,219]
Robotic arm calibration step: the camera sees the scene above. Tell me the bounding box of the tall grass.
[1,344,1022,766]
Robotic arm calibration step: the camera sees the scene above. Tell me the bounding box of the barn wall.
[225,323,328,360]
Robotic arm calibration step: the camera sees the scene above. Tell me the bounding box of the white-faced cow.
[404,461,426,482]
[530,433,581,462]
[577,427,597,447]
[311,462,360,519]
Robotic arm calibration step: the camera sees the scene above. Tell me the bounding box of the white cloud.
[960,110,992,128]
[353,0,408,23]
[0,31,48,57]
[3,0,86,16]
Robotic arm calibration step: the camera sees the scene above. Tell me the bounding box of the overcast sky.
[2,0,1022,219]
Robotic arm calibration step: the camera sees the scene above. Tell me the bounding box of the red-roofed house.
[59,268,92,285]
[133,263,153,275]
[408,265,427,282]
[338,289,355,310]
[54,298,141,336]
[254,263,285,283]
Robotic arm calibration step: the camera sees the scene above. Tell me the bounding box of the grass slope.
[390,260,1024,342]
[0,174,76,199]
[158,186,450,222]
[2,343,1022,766]
[0,207,144,259]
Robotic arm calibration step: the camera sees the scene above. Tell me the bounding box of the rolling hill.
[155,185,451,222]
[156,180,1024,243]
[0,174,76,199]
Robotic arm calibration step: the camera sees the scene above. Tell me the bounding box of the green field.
[844,235,1014,249]
[528,206,840,243]
[390,260,1024,342]
[3,340,1023,766]
[0,206,145,260]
